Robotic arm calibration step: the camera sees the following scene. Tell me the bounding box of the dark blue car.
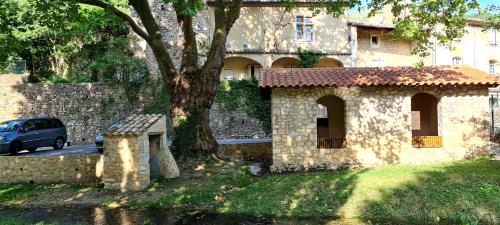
[0,117,67,155]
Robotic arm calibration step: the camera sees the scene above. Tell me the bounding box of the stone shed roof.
[105,114,163,136]
[259,65,500,88]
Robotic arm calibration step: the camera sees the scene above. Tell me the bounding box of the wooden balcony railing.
[317,138,347,149]
[412,136,443,148]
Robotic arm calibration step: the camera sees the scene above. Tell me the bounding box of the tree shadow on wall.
[359,159,500,225]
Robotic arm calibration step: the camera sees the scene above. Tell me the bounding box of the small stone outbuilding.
[260,66,500,172]
[103,114,179,192]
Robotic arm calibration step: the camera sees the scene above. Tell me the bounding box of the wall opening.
[316,95,346,149]
[271,57,301,68]
[148,134,162,180]
[411,93,442,148]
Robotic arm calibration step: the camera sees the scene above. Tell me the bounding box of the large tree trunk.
[168,70,220,158]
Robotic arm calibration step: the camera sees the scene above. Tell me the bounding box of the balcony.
[317,138,347,149]
[412,136,443,148]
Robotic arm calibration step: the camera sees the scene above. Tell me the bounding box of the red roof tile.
[258,66,500,88]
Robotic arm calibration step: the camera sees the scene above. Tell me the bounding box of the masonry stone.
[271,86,493,172]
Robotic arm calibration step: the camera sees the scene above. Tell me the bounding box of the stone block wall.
[0,83,153,146]
[103,116,179,192]
[218,141,272,160]
[271,86,492,171]
[0,82,269,146]
[0,155,103,183]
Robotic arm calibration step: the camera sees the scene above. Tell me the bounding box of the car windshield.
[0,120,23,132]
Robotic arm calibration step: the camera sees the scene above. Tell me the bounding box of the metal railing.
[412,136,443,148]
[317,138,347,149]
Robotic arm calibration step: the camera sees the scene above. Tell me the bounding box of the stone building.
[103,114,179,192]
[134,1,499,81]
[260,65,500,172]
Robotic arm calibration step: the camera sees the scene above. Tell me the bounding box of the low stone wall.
[0,155,103,184]
[218,141,272,160]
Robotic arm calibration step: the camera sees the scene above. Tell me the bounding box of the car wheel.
[28,147,37,152]
[53,137,65,150]
[9,142,20,156]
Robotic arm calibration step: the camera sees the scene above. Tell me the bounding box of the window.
[488,30,497,46]
[296,16,313,42]
[452,57,462,65]
[490,60,498,75]
[21,120,36,133]
[371,57,384,67]
[35,119,50,130]
[223,68,234,80]
[370,35,380,48]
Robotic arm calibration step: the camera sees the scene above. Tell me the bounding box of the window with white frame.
[490,60,498,75]
[452,57,462,65]
[370,34,380,48]
[296,16,313,42]
[223,68,234,80]
[488,30,498,46]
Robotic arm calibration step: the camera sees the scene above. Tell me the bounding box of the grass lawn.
[0,158,499,224]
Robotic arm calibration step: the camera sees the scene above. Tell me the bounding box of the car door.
[34,119,52,147]
[17,120,38,148]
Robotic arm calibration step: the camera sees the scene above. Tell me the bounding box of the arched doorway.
[411,93,442,148]
[271,57,301,68]
[315,57,344,68]
[316,95,346,149]
[222,57,263,80]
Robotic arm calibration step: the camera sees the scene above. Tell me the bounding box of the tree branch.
[174,0,199,73]
[78,0,150,41]
[201,0,242,75]
[129,0,178,81]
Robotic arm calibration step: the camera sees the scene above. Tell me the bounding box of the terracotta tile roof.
[105,114,163,136]
[259,65,500,88]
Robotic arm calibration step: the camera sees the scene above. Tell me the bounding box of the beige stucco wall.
[355,28,430,67]
[434,26,500,75]
[0,155,103,183]
[271,86,492,171]
[212,7,350,54]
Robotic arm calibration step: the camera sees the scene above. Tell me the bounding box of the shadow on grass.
[221,169,366,219]
[359,159,500,225]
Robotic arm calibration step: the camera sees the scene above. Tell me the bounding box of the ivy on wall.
[215,79,271,134]
[298,48,325,68]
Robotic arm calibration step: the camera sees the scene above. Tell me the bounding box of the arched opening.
[222,57,263,80]
[271,57,301,68]
[315,57,344,68]
[411,93,442,148]
[316,95,346,149]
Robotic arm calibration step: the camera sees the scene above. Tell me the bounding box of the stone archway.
[316,95,346,149]
[271,57,301,68]
[315,57,344,68]
[222,57,263,80]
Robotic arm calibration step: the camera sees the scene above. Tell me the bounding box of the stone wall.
[271,86,493,171]
[0,154,103,183]
[0,82,153,146]
[218,141,272,160]
[0,81,269,146]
